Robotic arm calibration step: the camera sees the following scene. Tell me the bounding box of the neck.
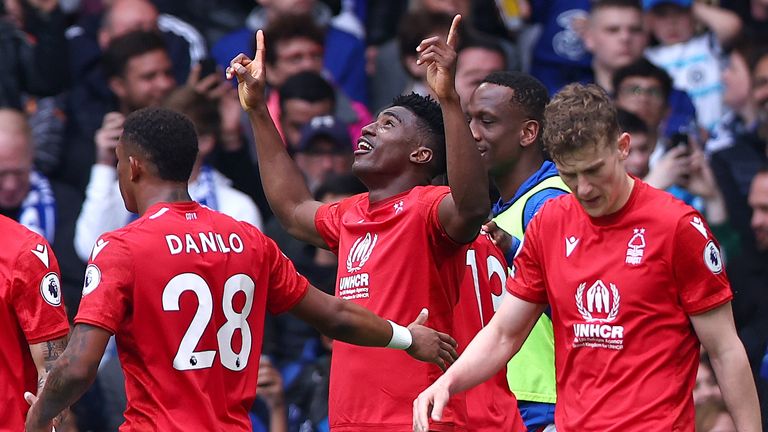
[136,182,192,216]
[611,174,635,214]
[493,152,544,202]
[738,103,759,127]
[592,62,615,93]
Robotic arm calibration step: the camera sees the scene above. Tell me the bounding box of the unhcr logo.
[346,233,378,273]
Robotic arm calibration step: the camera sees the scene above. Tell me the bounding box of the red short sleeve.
[505,213,549,304]
[672,212,733,315]
[260,231,309,314]
[422,187,461,249]
[315,201,343,252]
[74,234,134,334]
[12,237,69,344]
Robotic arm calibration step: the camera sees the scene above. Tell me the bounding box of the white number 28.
[162,273,254,371]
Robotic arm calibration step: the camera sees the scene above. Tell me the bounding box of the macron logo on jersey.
[565,236,579,257]
[690,217,708,239]
[31,244,50,268]
[91,238,110,260]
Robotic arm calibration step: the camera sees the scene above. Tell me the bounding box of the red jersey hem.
[74,316,118,335]
[26,324,69,344]
[508,287,547,305]
[684,290,733,316]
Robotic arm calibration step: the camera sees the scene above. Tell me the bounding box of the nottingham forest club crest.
[573,280,624,350]
[625,228,646,265]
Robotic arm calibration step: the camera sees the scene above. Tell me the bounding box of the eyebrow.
[380,110,403,123]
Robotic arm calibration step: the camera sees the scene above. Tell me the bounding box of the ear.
[129,155,142,182]
[617,132,631,161]
[109,77,126,100]
[198,134,215,157]
[519,120,540,148]
[582,25,595,53]
[409,146,433,165]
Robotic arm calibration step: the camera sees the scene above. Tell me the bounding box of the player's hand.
[256,356,285,411]
[417,14,461,102]
[482,221,512,254]
[412,378,452,432]
[405,308,458,371]
[94,112,124,166]
[226,30,267,112]
[24,391,59,432]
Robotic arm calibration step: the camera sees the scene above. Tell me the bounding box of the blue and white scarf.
[19,171,56,242]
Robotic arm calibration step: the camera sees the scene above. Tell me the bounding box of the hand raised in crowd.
[644,144,690,190]
[416,14,461,101]
[226,30,267,112]
[94,112,125,166]
[683,148,719,200]
[186,62,230,101]
[256,356,286,411]
[405,309,458,371]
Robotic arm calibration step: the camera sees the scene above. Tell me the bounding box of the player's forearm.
[315,298,392,347]
[443,319,519,396]
[246,107,316,237]
[692,3,741,44]
[440,95,490,233]
[709,344,762,431]
[27,353,97,426]
[30,335,69,393]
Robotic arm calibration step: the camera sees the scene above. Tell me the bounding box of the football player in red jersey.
[0,215,69,431]
[229,15,491,432]
[25,107,458,432]
[414,84,761,432]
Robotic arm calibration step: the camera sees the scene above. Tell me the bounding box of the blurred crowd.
[2,0,767,430]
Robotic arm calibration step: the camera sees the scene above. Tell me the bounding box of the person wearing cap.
[644,0,741,133]
[294,115,354,194]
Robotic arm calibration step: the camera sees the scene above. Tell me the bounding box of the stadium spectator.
[230,16,489,430]
[454,33,507,111]
[24,106,458,431]
[644,0,742,132]
[414,83,761,432]
[211,0,367,104]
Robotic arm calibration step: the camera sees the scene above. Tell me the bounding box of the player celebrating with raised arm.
[24,107,457,432]
[413,84,762,432]
[228,15,489,431]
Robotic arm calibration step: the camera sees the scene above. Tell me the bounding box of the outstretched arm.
[413,294,543,432]
[419,15,490,244]
[290,285,458,370]
[692,2,741,46]
[26,324,111,432]
[228,31,325,248]
[691,303,761,431]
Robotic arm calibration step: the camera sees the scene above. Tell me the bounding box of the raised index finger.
[446,14,462,49]
[255,29,265,66]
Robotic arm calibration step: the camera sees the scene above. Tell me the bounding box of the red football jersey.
[507,179,732,431]
[452,233,525,432]
[0,215,68,431]
[75,202,308,431]
[315,186,468,432]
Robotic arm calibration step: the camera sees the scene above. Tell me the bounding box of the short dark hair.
[457,31,507,66]
[612,58,672,102]
[163,86,220,138]
[391,93,446,177]
[122,107,198,182]
[590,0,642,14]
[102,30,167,79]
[397,11,454,67]
[314,173,367,200]
[616,108,649,135]
[263,14,325,66]
[279,71,336,111]
[482,71,549,124]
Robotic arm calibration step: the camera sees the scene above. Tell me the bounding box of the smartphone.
[668,132,689,155]
[198,57,219,77]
